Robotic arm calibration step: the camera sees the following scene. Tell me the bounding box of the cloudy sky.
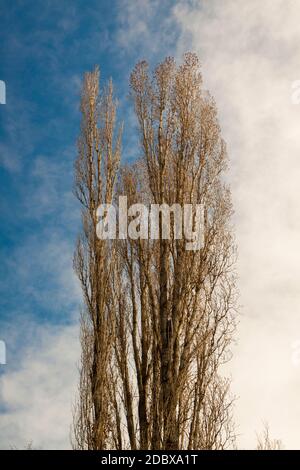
[1,0,300,449]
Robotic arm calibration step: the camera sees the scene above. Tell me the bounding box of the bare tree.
[73,54,237,450]
[72,67,122,449]
[256,423,282,450]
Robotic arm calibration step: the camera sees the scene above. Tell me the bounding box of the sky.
[0,0,300,449]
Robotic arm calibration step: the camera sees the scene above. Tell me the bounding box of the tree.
[72,68,122,449]
[256,423,282,450]
[73,53,237,450]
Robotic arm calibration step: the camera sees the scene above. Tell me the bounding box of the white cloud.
[173,0,300,449]
[0,321,79,449]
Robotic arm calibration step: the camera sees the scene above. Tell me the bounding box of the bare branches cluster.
[72,53,238,450]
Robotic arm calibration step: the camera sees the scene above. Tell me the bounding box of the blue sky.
[1,0,300,449]
[0,0,183,447]
[0,0,178,334]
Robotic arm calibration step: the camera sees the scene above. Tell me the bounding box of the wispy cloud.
[115,0,178,63]
[0,320,79,449]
